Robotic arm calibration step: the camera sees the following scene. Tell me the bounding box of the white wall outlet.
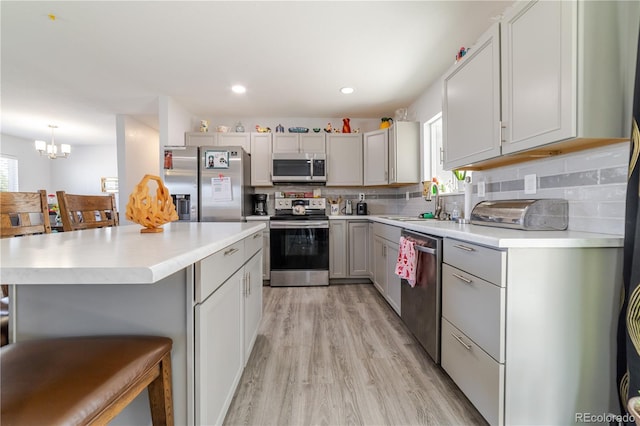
[478,181,486,197]
[359,193,365,201]
[524,174,537,194]
[405,192,410,200]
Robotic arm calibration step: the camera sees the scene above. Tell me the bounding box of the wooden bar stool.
[56,191,118,232]
[1,335,173,425]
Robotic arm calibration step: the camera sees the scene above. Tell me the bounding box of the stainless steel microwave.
[272,153,327,183]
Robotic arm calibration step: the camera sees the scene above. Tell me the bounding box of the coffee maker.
[253,194,268,216]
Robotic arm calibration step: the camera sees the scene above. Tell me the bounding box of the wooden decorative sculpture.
[126,174,178,233]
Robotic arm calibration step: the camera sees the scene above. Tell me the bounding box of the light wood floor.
[224,284,487,426]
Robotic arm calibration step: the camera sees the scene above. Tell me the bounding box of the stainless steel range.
[269,198,329,287]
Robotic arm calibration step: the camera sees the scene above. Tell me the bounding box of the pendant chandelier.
[35,125,71,159]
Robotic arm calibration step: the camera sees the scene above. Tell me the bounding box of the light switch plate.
[359,193,365,201]
[478,181,486,197]
[405,192,410,200]
[524,174,537,194]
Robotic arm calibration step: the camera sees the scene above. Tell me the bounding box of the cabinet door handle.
[453,244,475,252]
[391,167,395,181]
[247,272,251,296]
[224,247,239,256]
[439,147,444,165]
[500,120,507,145]
[452,273,473,284]
[452,333,472,351]
[253,233,261,239]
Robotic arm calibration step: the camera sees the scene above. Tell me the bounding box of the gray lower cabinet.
[329,220,369,279]
[194,231,263,425]
[441,237,622,425]
[372,222,401,315]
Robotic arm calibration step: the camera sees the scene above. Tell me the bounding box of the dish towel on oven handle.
[395,236,417,287]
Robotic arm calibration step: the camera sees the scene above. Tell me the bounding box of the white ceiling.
[1,1,512,147]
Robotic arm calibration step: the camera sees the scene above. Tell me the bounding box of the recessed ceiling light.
[340,87,355,95]
[231,85,246,94]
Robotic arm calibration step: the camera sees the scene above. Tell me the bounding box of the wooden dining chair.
[0,190,52,347]
[56,191,119,232]
[0,190,51,238]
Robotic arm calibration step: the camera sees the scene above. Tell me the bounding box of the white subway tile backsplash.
[396,143,629,234]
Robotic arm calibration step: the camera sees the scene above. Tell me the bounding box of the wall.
[0,133,117,198]
[0,134,51,192]
[116,115,159,224]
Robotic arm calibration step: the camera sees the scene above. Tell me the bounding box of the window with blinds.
[0,155,19,191]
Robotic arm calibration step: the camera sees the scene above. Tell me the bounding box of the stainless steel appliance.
[470,199,568,230]
[163,146,252,222]
[270,198,329,286]
[271,153,327,183]
[400,229,442,364]
[252,193,268,216]
[345,200,353,215]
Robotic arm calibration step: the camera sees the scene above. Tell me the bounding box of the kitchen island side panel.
[504,247,623,425]
[11,268,191,426]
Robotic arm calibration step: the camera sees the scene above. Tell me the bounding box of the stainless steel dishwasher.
[400,229,443,364]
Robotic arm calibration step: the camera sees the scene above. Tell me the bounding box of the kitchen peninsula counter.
[0,221,266,426]
[0,222,265,284]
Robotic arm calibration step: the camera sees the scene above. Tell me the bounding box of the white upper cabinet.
[363,129,389,186]
[443,23,501,170]
[501,0,625,154]
[326,133,363,186]
[217,132,251,153]
[186,132,216,147]
[443,0,629,170]
[250,133,273,187]
[272,133,325,153]
[388,121,420,184]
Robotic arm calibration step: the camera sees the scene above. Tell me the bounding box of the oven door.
[269,220,329,286]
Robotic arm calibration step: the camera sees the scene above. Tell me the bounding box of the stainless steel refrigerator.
[163,146,252,222]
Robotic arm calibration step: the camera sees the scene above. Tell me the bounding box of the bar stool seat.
[1,335,173,425]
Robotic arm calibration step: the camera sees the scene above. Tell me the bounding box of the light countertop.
[0,222,266,285]
[328,214,623,249]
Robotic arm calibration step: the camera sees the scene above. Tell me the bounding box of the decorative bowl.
[313,128,321,133]
[288,127,309,133]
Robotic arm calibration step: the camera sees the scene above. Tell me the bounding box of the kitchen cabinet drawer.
[442,264,505,362]
[442,318,504,426]
[373,222,401,243]
[443,238,506,286]
[245,231,262,258]
[196,240,245,303]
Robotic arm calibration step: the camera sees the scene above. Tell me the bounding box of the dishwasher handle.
[414,245,436,255]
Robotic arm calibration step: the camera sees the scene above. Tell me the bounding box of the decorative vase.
[342,118,351,133]
[126,174,178,233]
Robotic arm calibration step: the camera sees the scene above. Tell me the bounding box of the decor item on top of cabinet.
[200,120,209,132]
[455,47,468,62]
[255,125,271,133]
[216,125,229,133]
[276,124,284,133]
[126,174,178,233]
[395,108,408,121]
[379,117,392,129]
[288,127,309,133]
[325,123,332,133]
[313,128,321,133]
[342,118,351,134]
[235,121,244,132]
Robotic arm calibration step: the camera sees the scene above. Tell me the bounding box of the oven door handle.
[270,221,329,229]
